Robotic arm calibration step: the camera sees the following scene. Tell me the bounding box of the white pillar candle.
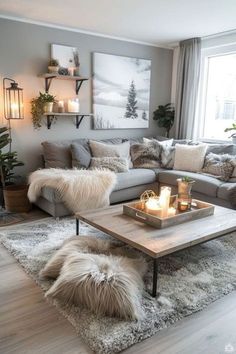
[167,207,176,217]
[68,67,74,76]
[67,99,80,113]
[145,198,162,217]
[58,100,64,113]
[11,103,19,118]
[159,186,171,218]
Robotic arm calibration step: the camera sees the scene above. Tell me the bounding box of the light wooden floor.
[1,237,236,354]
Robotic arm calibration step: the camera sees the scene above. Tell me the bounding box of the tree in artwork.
[125,80,138,119]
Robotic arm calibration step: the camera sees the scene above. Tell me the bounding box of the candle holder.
[177,194,192,212]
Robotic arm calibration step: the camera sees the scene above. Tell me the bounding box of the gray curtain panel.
[175,38,201,139]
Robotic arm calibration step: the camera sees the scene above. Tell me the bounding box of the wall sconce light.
[3,78,24,120]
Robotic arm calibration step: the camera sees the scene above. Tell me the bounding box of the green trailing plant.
[224,123,236,138]
[31,92,56,129]
[153,103,175,138]
[48,58,59,66]
[0,126,24,188]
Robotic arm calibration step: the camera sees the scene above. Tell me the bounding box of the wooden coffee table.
[75,203,236,297]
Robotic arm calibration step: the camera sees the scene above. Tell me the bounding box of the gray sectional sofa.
[34,137,236,217]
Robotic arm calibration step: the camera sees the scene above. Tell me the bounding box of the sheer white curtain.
[175,38,201,139]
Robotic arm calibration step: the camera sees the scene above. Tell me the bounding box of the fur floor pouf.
[40,235,120,279]
[46,252,147,320]
[41,235,147,320]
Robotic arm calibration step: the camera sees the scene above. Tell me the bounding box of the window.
[198,47,236,141]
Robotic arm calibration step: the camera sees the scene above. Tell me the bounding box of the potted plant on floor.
[224,123,236,144]
[31,92,56,129]
[0,126,30,212]
[153,103,175,138]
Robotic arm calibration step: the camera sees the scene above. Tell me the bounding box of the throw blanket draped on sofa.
[28,169,117,213]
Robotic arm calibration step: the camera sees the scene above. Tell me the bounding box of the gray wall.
[0,18,173,176]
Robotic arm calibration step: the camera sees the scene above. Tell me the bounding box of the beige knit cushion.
[174,144,207,172]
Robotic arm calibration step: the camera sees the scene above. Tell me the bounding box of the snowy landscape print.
[93,52,151,129]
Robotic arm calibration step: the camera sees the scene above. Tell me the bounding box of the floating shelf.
[39,73,89,94]
[44,113,92,129]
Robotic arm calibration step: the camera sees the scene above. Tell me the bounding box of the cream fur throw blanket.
[28,168,117,213]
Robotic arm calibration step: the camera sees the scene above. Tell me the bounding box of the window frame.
[197,43,236,143]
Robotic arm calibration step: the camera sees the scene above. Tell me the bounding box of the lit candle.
[11,103,19,118]
[68,67,75,76]
[178,201,189,212]
[167,207,176,217]
[145,198,162,217]
[67,99,79,113]
[58,100,64,113]
[159,186,171,218]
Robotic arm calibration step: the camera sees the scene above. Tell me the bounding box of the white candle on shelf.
[145,198,162,217]
[68,67,75,76]
[159,186,171,218]
[67,98,80,113]
[58,100,64,113]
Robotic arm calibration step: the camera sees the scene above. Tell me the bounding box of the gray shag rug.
[1,217,236,353]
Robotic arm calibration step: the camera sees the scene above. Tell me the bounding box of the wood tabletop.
[75,204,236,258]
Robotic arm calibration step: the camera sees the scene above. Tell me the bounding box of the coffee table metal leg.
[152,258,158,297]
[76,219,80,235]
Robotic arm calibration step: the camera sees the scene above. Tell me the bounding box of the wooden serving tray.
[123,199,215,229]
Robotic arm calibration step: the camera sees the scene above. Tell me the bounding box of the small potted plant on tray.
[31,92,56,129]
[177,176,195,195]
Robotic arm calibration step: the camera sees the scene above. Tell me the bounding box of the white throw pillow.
[143,137,173,148]
[174,143,208,172]
[89,140,132,167]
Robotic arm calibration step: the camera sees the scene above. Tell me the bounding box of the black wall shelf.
[39,74,89,94]
[44,113,92,129]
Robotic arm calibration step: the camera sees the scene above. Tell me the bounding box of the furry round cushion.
[40,235,120,279]
[45,252,147,320]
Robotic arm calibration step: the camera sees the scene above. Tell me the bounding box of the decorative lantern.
[3,78,24,119]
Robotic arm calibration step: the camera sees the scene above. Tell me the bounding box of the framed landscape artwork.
[51,44,79,68]
[93,52,151,129]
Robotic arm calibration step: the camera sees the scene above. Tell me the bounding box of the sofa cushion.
[89,140,132,167]
[42,139,89,169]
[114,169,156,191]
[217,183,236,203]
[130,141,162,168]
[71,143,91,169]
[174,144,207,172]
[206,143,235,155]
[157,170,223,197]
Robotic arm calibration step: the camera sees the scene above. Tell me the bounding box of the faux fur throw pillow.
[89,157,129,173]
[45,252,147,320]
[130,140,162,168]
[28,168,117,213]
[201,153,235,181]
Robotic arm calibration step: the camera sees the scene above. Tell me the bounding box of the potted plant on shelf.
[224,123,236,144]
[48,58,60,74]
[31,92,56,129]
[153,103,175,138]
[0,126,30,212]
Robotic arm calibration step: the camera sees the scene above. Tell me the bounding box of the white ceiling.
[0,0,236,47]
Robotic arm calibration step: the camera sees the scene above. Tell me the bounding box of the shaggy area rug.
[1,218,236,353]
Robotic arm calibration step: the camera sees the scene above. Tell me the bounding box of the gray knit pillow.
[202,153,235,181]
[89,157,129,173]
